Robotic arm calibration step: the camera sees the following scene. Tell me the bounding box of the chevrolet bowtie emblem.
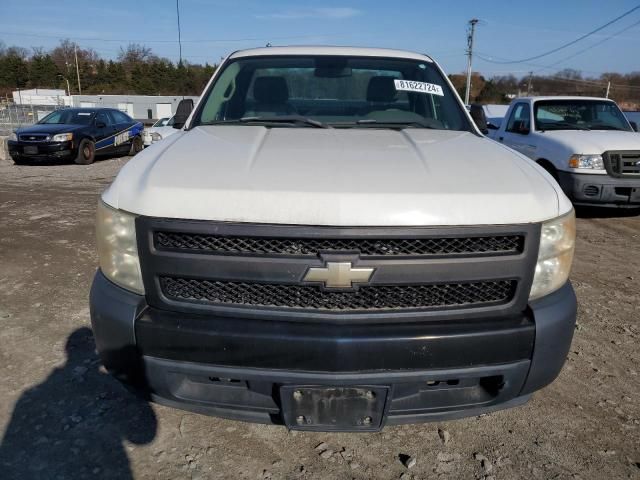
[303,262,374,288]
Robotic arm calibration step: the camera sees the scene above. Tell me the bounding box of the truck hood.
[104,126,567,226]
[541,129,640,153]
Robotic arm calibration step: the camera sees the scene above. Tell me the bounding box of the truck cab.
[492,96,640,207]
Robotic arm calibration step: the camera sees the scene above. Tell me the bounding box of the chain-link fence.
[0,103,67,134]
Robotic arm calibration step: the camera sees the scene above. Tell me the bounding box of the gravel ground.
[0,152,639,480]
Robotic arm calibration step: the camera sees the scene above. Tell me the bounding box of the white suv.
[90,46,577,431]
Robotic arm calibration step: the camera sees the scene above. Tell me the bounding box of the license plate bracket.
[24,146,38,155]
[280,385,389,431]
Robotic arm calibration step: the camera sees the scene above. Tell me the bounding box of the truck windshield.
[194,55,471,131]
[534,100,631,132]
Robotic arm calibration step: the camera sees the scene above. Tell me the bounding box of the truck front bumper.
[557,171,640,207]
[90,270,576,430]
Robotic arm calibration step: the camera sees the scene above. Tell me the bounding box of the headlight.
[529,210,576,300]
[9,132,17,141]
[96,200,144,294]
[52,132,73,142]
[568,154,604,170]
[150,132,162,141]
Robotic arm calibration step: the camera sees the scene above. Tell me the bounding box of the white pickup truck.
[90,46,577,431]
[489,96,640,207]
[142,116,180,147]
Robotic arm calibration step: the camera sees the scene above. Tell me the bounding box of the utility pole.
[74,44,82,95]
[605,80,611,98]
[464,18,479,106]
[176,0,183,66]
[527,71,533,95]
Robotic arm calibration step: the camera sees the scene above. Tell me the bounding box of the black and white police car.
[7,108,144,165]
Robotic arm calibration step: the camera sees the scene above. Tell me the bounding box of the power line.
[536,18,640,71]
[475,15,640,77]
[472,52,640,91]
[478,4,640,64]
[475,51,615,76]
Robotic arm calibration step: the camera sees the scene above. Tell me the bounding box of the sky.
[2,0,640,77]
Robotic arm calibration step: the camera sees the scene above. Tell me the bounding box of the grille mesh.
[160,277,516,311]
[155,232,523,257]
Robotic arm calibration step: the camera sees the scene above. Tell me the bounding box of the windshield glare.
[39,110,95,125]
[534,100,631,131]
[194,56,470,131]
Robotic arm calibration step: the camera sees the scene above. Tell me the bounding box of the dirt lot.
[0,152,639,480]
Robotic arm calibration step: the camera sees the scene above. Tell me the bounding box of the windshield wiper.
[204,116,330,128]
[587,124,626,131]
[337,119,437,129]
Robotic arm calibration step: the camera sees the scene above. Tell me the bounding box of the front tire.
[75,139,95,165]
[128,136,143,156]
[12,157,29,165]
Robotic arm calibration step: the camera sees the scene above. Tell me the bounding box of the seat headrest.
[367,76,398,102]
[253,76,289,104]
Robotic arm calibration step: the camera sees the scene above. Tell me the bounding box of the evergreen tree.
[29,53,59,88]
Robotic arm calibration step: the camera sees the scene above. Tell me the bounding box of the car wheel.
[128,136,143,156]
[75,139,95,165]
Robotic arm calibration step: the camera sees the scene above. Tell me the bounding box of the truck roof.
[229,46,434,62]
[515,96,615,103]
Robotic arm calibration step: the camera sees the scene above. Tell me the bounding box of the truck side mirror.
[469,104,488,134]
[173,99,194,129]
[630,121,638,132]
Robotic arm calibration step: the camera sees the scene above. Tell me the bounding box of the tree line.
[0,40,216,98]
[1,39,639,110]
[449,70,640,110]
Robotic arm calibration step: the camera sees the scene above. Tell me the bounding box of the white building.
[12,89,71,107]
[70,94,199,120]
[12,90,198,121]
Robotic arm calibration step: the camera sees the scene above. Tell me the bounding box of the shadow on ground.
[11,154,127,167]
[0,327,157,480]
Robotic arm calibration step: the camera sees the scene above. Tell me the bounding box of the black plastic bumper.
[557,170,640,207]
[7,140,74,160]
[90,270,577,429]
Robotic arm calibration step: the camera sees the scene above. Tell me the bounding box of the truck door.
[497,102,536,158]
